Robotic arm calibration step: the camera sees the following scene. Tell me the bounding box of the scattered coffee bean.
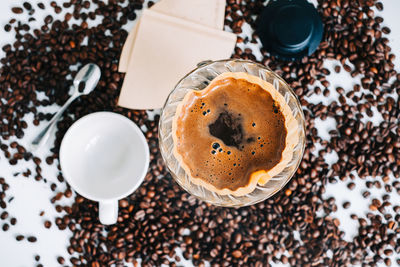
[23,2,32,10]
[2,223,9,231]
[11,7,23,14]
[4,24,11,32]
[27,236,37,243]
[347,182,355,190]
[232,250,242,258]
[57,256,65,264]
[0,211,8,220]
[44,220,52,229]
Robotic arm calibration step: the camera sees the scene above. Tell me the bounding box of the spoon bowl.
[73,63,101,96]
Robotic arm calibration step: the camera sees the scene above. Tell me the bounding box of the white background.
[0,0,399,266]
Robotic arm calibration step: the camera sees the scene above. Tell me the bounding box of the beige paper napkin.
[118,0,226,72]
[117,9,236,110]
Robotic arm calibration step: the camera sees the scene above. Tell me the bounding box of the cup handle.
[99,200,118,225]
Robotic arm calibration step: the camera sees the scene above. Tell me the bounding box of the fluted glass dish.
[159,59,306,207]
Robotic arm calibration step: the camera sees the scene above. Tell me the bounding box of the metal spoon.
[31,63,101,149]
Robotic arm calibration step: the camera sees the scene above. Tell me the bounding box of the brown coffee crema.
[172,72,299,196]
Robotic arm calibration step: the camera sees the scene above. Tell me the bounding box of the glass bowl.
[159,59,306,207]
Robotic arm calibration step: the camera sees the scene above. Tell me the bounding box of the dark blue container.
[257,0,323,60]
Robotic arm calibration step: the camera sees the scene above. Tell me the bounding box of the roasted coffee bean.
[44,15,53,24]
[11,7,23,14]
[4,24,11,32]
[347,183,356,190]
[2,223,9,231]
[44,221,51,229]
[23,2,32,10]
[0,211,8,220]
[57,256,65,264]
[382,27,391,34]
[232,250,242,258]
[27,236,37,242]
[64,189,72,198]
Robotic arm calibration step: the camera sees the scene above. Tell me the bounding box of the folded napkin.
[117,9,236,109]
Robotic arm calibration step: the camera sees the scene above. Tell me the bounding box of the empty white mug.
[60,112,149,224]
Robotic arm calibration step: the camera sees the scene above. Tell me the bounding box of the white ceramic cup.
[60,112,149,225]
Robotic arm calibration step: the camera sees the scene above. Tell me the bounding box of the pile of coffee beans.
[1,0,400,266]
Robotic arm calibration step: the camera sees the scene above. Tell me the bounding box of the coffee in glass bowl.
[159,59,305,207]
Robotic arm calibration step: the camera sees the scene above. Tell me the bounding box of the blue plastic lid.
[257,0,323,61]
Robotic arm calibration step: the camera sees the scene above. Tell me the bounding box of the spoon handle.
[31,93,79,149]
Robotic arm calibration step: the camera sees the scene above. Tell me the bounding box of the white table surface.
[0,0,399,266]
